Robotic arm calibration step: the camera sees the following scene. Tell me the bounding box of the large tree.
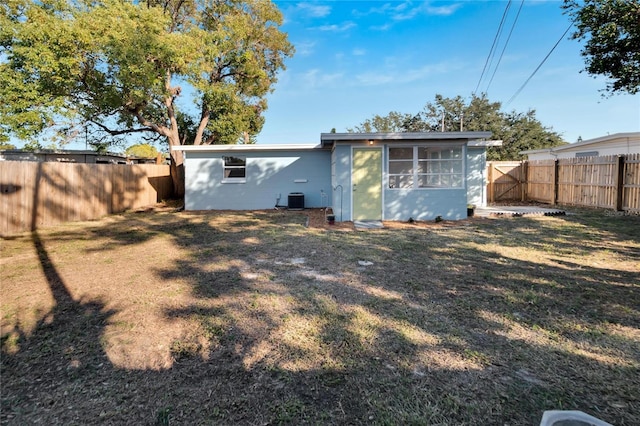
[563,0,640,95]
[349,94,565,161]
[347,111,420,133]
[125,143,159,159]
[0,0,294,194]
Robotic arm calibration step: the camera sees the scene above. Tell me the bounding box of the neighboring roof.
[520,132,640,155]
[0,148,126,157]
[173,144,323,152]
[0,149,131,164]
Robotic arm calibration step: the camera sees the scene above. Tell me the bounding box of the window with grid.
[222,156,246,182]
[388,146,463,189]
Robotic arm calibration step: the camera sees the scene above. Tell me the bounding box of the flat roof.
[320,131,494,147]
[172,131,501,152]
[172,144,323,152]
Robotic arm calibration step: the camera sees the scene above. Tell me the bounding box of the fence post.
[520,160,527,202]
[615,155,625,211]
[488,162,494,203]
[552,159,559,206]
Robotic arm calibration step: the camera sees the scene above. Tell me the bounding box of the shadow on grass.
[2,209,639,424]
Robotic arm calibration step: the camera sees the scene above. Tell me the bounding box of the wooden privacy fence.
[0,161,173,236]
[489,154,640,213]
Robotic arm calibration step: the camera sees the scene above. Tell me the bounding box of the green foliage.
[349,94,565,161]
[0,142,16,150]
[0,0,293,153]
[563,0,640,95]
[347,111,420,133]
[125,143,158,158]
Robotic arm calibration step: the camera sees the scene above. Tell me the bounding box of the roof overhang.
[467,139,503,147]
[172,143,323,152]
[320,131,495,148]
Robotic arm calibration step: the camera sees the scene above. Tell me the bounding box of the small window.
[222,156,246,182]
[575,151,598,158]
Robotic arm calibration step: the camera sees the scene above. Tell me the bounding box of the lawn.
[1,207,639,425]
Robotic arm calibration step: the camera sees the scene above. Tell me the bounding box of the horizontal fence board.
[0,161,172,236]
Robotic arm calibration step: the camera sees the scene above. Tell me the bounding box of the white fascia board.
[173,144,322,152]
[467,139,502,147]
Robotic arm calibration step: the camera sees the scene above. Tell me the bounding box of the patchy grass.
[1,207,639,425]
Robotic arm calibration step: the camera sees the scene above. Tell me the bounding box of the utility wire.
[506,22,573,106]
[483,1,512,92]
[485,0,524,93]
[473,1,512,95]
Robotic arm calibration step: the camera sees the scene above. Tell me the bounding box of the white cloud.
[301,69,344,89]
[356,1,462,22]
[352,48,366,56]
[425,4,462,16]
[370,23,392,31]
[314,21,356,32]
[297,2,331,18]
[295,41,317,56]
[356,62,462,86]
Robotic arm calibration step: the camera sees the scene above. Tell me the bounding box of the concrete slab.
[475,206,567,218]
[539,410,612,426]
[354,220,384,229]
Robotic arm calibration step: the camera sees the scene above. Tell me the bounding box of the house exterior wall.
[466,147,487,207]
[330,142,479,221]
[330,144,352,221]
[184,150,332,211]
[384,187,468,220]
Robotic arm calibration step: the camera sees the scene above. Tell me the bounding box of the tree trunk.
[169,148,185,199]
[167,130,185,198]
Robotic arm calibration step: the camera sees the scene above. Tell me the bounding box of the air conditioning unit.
[288,192,304,210]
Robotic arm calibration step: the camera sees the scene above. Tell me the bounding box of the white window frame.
[221,155,247,183]
[388,145,464,189]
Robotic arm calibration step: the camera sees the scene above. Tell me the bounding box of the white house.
[521,132,640,161]
[174,132,501,222]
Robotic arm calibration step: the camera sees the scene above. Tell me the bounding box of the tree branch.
[89,120,155,136]
[193,106,210,145]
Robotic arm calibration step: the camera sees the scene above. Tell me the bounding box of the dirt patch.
[2,205,639,425]
[303,208,479,230]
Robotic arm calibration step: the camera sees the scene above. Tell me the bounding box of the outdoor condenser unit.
[288,192,304,210]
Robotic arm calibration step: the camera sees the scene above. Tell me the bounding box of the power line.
[485,0,524,94]
[506,22,573,106]
[473,1,512,95]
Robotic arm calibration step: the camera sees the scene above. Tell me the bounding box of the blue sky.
[256,0,640,145]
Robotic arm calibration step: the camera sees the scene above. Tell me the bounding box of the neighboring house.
[175,132,501,222]
[520,132,640,160]
[0,149,129,164]
[0,149,163,164]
